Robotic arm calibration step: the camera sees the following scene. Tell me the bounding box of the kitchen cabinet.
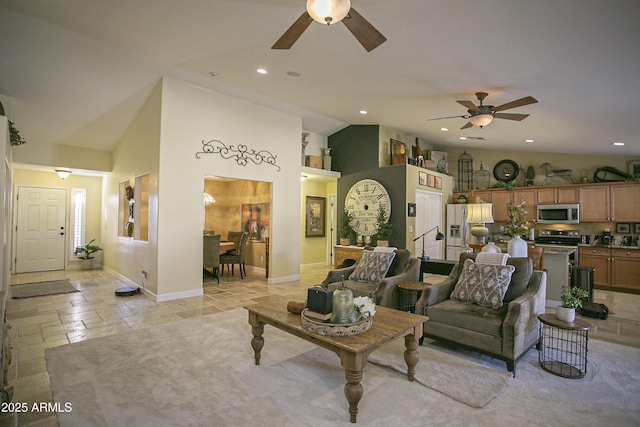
[580,183,640,222]
[490,190,512,222]
[611,249,640,291]
[579,185,610,221]
[513,188,537,221]
[610,184,640,222]
[579,246,640,292]
[537,187,579,204]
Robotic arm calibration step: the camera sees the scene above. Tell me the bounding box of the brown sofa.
[320,249,420,309]
[414,253,546,375]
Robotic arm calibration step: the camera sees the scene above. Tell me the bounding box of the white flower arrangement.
[353,296,376,319]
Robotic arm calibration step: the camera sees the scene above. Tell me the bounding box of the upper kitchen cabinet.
[610,184,640,222]
[513,188,537,222]
[537,186,579,204]
[489,190,513,222]
[580,183,640,222]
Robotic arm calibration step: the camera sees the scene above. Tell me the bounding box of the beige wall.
[12,169,104,269]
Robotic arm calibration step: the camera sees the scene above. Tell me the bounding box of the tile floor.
[2,266,639,426]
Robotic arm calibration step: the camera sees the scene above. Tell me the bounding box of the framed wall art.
[391,139,407,165]
[408,203,416,217]
[628,160,640,176]
[435,176,442,190]
[427,174,435,188]
[418,171,427,186]
[305,196,326,238]
[616,222,630,234]
[241,202,270,242]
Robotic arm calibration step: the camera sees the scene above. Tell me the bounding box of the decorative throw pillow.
[349,250,396,284]
[450,259,516,309]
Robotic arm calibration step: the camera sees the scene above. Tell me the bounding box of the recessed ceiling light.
[209,71,219,77]
[441,127,449,132]
[459,136,467,140]
[525,139,534,143]
[612,142,625,146]
[287,71,301,77]
[359,110,367,115]
[257,68,267,74]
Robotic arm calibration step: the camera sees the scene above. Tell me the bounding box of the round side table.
[398,281,427,313]
[538,313,591,379]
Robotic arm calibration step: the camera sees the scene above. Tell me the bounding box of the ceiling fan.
[428,92,538,129]
[272,0,386,52]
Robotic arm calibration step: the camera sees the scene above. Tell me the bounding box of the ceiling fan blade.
[460,122,474,130]
[342,8,386,52]
[493,112,530,121]
[427,115,469,121]
[493,96,538,112]
[271,12,312,49]
[457,100,480,112]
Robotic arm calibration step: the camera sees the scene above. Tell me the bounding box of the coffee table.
[244,295,428,423]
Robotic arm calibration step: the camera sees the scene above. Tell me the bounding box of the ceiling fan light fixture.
[306,0,351,25]
[469,113,494,128]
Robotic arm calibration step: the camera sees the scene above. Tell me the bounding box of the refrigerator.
[446,204,470,261]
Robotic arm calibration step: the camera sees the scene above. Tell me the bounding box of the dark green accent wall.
[330,125,409,249]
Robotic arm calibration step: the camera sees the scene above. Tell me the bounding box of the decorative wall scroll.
[196,139,281,172]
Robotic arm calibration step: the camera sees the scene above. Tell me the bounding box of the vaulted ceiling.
[0,0,639,157]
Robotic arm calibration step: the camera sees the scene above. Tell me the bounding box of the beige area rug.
[46,309,640,427]
[11,279,79,299]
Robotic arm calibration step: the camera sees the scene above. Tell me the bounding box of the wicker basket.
[300,309,373,336]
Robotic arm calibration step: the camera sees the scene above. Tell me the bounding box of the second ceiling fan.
[429,92,538,129]
[272,0,386,52]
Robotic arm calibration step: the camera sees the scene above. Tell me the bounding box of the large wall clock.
[493,159,520,182]
[345,179,391,237]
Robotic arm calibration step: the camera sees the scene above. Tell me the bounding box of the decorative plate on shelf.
[493,159,520,182]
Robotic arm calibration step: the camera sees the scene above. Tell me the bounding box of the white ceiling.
[1,0,639,158]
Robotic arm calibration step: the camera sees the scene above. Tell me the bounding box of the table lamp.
[466,203,494,244]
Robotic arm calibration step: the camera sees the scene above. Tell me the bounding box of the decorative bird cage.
[473,163,490,190]
[457,151,473,190]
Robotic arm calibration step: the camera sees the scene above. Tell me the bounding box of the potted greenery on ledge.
[74,239,103,270]
[340,208,355,246]
[374,205,392,247]
[557,286,589,322]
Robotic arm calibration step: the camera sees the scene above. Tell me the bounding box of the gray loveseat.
[414,253,546,375]
[320,249,420,309]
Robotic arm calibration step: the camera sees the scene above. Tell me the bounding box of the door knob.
[59,232,65,235]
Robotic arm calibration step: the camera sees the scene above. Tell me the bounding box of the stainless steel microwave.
[536,204,580,224]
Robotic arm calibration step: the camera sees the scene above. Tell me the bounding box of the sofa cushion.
[450,259,515,309]
[349,250,396,284]
[426,299,507,337]
[386,249,411,277]
[503,257,533,303]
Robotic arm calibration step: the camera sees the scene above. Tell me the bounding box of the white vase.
[556,306,576,322]
[507,235,528,257]
[481,242,501,253]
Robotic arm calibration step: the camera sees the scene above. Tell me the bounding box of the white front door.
[414,189,443,260]
[15,186,67,273]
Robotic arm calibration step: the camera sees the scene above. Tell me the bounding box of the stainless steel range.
[534,229,581,265]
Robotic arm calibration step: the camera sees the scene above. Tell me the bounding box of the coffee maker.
[602,229,612,246]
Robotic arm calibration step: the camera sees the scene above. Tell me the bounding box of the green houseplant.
[8,121,27,146]
[339,208,355,246]
[74,239,103,269]
[557,286,589,322]
[374,204,392,246]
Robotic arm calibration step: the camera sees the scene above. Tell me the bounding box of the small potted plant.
[74,239,103,270]
[339,208,355,246]
[374,205,392,247]
[557,286,589,322]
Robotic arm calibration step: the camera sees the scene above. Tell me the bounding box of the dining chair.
[226,231,243,255]
[221,231,249,278]
[527,245,545,271]
[203,234,221,283]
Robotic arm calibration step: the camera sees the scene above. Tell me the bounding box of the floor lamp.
[466,203,494,245]
[413,226,446,260]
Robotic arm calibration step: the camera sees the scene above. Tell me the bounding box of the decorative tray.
[300,309,372,336]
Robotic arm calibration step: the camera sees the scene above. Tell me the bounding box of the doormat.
[11,280,79,299]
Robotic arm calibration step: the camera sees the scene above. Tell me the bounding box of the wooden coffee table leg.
[248,314,264,365]
[404,333,419,382]
[344,369,363,423]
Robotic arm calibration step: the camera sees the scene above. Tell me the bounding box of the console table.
[334,245,365,269]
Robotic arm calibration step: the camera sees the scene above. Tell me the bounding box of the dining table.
[220,241,235,253]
